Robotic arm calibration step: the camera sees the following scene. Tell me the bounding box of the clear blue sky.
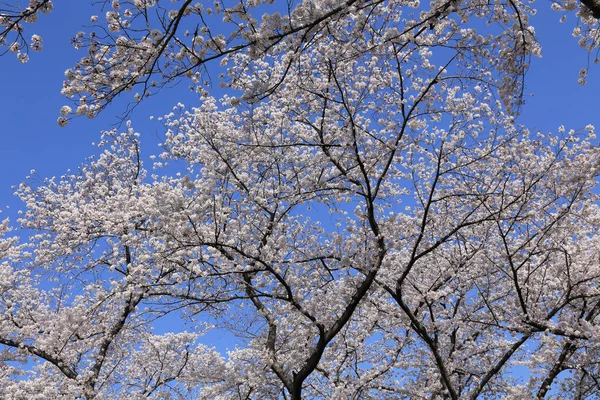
[0,1,598,221]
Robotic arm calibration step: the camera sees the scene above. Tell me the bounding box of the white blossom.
[59,105,72,116]
[1,1,600,399]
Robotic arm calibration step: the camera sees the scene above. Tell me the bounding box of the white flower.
[40,0,53,13]
[192,36,204,47]
[57,117,68,127]
[60,105,72,116]
[76,104,88,115]
[30,34,42,51]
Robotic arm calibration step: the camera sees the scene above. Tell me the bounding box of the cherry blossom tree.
[0,0,598,116]
[1,1,600,399]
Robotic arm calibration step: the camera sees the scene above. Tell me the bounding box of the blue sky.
[0,1,598,221]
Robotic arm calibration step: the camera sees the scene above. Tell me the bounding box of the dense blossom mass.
[1,0,600,399]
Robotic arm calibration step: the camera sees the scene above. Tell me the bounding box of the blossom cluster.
[2,1,600,399]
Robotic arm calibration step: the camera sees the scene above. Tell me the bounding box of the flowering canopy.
[0,0,598,116]
[1,1,600,399]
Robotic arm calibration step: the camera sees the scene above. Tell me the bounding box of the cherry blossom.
[1,1,600,399]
